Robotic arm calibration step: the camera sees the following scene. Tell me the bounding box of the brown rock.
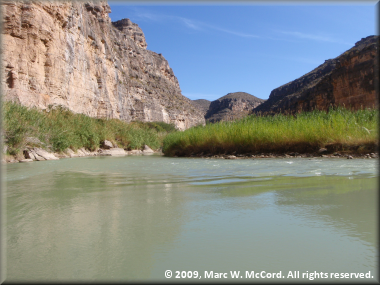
[252,36,379,114]
[205,92,265,123]
[1,1,205,130]
[191,99,211,117]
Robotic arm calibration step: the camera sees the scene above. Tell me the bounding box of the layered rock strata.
[205,92,265,122]
[1,1,205,130]
[253,35,379,114]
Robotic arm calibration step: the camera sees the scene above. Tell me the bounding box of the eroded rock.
[33,148,59,160]
[205,92,265,123]
[1,1,205,130]
[253,36,379,114]
[103,140,113,149]
[101,148,127,156]
[142,145,154,154]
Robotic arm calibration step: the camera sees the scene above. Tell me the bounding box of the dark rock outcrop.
[1,1,205,130]
[205,92,265,122]
[191,99,211,116]
[253,35,379,114]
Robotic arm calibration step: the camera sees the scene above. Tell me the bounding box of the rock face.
[205,92,265,123]
[253,35,379,114]
[191,99,211,117]
[1,1,205,130]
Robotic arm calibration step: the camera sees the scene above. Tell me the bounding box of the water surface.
[5,156,378,282]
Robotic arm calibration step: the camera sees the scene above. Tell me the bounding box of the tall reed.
[3,101,176,155]
[163,107,378,156]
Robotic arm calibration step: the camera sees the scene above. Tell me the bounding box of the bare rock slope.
[1,1,205,130]
[253,35,379,114]
[205,92,265,123]
[191,99,211,117]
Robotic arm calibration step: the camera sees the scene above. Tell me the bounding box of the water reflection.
[7,170,188,281]
[5,156,378,282]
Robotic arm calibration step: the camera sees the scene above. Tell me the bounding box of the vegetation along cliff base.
[2,101,177,163]
[163,107,378,158]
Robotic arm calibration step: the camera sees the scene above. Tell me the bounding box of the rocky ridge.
[1,1,205,130]
[205,92,265,123]
[252,35,379,114]
[191,99,211,117]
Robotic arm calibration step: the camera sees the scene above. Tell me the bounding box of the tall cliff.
[1,1,205,130]
[253,35,379,114]
[205,92,265,123]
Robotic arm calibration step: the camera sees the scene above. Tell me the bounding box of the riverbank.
[163,107,379,157]
[2,101,174,163]
[3,102,379,163]
[2,143,163,164]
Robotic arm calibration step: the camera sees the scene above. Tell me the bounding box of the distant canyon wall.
[205,92,264,122]
[1,1,205,130]
[253,35,379,114]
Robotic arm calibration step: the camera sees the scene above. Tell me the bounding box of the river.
[4,155,378,282]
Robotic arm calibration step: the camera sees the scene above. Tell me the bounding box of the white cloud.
[275,30,353,46]
[130,8,259,39]
[178,17,203,31]
[207,25,260,38]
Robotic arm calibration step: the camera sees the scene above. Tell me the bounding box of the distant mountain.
[252,35,378,115]
[205,92,265,123]
[191,99,211,116]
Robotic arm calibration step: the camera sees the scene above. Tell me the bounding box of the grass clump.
[163,107,378,156]
[3,101,176,156]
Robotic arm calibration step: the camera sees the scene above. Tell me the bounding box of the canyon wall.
[253,35,379,114]
[205,92,265,122]
[191,99,211,117]
[1,1,205,130]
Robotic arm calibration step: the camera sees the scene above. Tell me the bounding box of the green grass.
[3,101,176,156]
[163,107,379,156]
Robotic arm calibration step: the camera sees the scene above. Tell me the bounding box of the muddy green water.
[4,156,378,282]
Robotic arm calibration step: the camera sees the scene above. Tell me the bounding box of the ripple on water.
[5,156,378,281]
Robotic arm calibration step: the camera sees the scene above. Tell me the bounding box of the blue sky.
[108,2,377,101]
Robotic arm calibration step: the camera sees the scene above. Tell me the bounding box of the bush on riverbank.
[3,101,176,156]
[163,107,379,156]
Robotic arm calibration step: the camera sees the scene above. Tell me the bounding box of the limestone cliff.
[205,92,265,123]
[253,35,379,114]
[1,1,205,130]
